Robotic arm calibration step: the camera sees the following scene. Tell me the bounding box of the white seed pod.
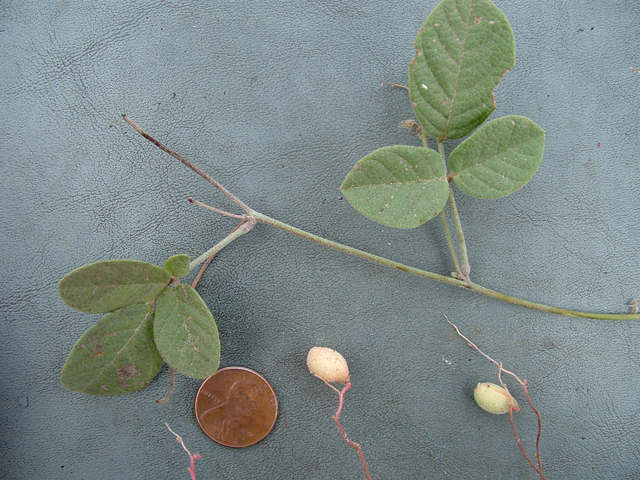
[473,382,520,414]
[307,347,350,383]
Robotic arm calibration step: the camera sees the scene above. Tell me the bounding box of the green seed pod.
[307,347,350,383]
[474,382,520,414]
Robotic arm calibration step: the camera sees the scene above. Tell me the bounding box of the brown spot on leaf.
[474,17,482,24]
[442,99,447,105]
[88,334,104,352]
[117,364,142,387]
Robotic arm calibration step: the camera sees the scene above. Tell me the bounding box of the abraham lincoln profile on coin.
[199,377,263,444]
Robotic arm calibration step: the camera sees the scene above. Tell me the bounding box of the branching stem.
[437,140,470,279]
[446,185,470,278]
[446,317,545,479]
[188,198,247,220]
[124,115,640,321]
[122,114,252,214]
[314,377,372,480]
[188,220,254,272]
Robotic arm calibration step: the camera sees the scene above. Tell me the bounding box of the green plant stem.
[435,140,469,278]
[124,115,640,321]
[419,128,429,150]
[251,211,640,320]
[447,186,470,278]
[251,211,462,287]
[440,210,461,275]
[189,221,253,272]
[422,132,461,275]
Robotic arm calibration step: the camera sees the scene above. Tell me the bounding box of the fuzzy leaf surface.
[449,115,545,199]
[341,145,449,229]
[164,254,191,278]
[58,260,171,313]
[60,304,162,396]
[409,0,515,140]
[154,284,220,379]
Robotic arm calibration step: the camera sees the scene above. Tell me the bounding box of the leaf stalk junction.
[123,115,640,321]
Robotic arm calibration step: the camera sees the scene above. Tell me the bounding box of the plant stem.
[251,211,463,288]
[419,128,430,150]
[447,186,470,279]
[252,211,640,320]
[124,116,640,321]
[165,423,201,480]
[122,114,252,214]
[440,210,461,276]
[437,140,470,279]
[332,382,372,480]
[447,318,546,479]
[155,367,175,404]
[423,133,462,275]
[188,220,254,272]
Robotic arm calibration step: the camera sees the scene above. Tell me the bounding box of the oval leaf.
[341,146,449,229]
[154,284,220,379]
[60,304,163,396]
[58,260,172,313]
[449,115,545,199]
[409,0,515,140]
[164,254,191,278]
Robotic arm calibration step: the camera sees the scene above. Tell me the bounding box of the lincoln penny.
[195,367,278,448]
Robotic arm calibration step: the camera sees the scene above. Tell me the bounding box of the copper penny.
[195,367,278,448]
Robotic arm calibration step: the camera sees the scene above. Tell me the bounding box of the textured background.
[1,1,640,478]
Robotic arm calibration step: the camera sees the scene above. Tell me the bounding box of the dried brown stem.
[155,367,175,404]
[380,82,409,91]
[122,115,252,214]
[188,197,248,220]
[192,252,217,289]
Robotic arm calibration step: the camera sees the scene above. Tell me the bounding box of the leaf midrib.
[441,1,474,140]
[77,307,154,392]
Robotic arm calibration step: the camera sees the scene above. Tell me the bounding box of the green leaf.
[60,304,163,396]
[449,115,545,199]
[409,0,515,140]
[164,254,191,278]
[341,145,449,229]
[58,260,172,314]
[154,284,220,379]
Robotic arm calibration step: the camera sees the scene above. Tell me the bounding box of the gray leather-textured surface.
[2,1,639,478]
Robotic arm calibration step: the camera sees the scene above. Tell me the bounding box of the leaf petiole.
[446,184,470,279]
[437,139,470,279]
[189,219,254,272]
[440,209,461,275]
